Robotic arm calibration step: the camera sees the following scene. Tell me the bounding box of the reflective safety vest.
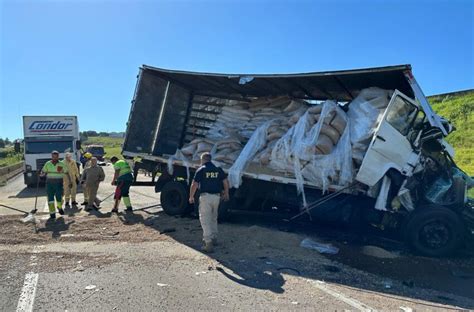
[42,160,68,181]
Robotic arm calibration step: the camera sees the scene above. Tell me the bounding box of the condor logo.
[29,121,72,132]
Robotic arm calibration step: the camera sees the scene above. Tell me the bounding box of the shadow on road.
[38,217,75,238]
[128,209,474,309]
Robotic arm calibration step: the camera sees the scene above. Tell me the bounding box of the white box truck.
[122,64,473,256]
[22,116,81,186]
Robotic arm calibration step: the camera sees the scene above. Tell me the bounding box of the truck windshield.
[25,141,73,154]
[385,96,418,136]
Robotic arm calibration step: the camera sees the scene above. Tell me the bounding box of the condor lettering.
[29,121,72,132]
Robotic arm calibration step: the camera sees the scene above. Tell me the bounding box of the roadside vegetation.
[428,90,473,176]
[0,146,23,167]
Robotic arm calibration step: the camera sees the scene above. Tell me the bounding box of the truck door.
[356,90,420,186]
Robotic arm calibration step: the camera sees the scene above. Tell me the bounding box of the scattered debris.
[291,301,299,305]
[277,267,301,276]
[156,283,169,287]
[74,265,85,272]
[361,245,399,259]
[60,234,75,238]
[195,271,207,276]
[265,261,273,265]
[399,307,413,312]
[300,238,339,254]
[382,279,393,289]
[85,285,96,290]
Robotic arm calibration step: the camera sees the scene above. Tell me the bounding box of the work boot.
[58,208,65,215]
[65,202,71,209]
[81,201,88,206]
[125,206,133,213]
[71,201,78,206]
[49,213,56,219]
[201,241,214,253]
[111,208,119,214]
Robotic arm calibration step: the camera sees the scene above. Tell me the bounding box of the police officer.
[189,152,230,253]
[40,151,71,219]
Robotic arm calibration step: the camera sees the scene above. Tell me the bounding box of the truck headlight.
[25,165,32,171]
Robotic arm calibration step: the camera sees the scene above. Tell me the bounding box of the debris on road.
[84,285,96,290]
[300,238,339,254]
[156,283,169,287]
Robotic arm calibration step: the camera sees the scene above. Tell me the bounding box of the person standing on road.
[110,156,134,213]
[81,157,105,211]
[189,152,230,253]
[63,152,80,208]
[80,152,93,206]
[40,151,71,219]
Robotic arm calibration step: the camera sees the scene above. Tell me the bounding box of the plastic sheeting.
[347,87,393,163]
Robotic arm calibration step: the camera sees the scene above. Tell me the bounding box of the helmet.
[84,152,92,159]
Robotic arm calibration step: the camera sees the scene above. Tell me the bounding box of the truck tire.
[403,205,465,257]
[160,181,189,216]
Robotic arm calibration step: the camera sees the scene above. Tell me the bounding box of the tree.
[0,138,5,148]
[98,132,109,137]
[4,138,11,145]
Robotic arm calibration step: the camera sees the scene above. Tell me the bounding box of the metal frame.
[150,81,171,153]
[404,70,448,135]
[123,69,144,151]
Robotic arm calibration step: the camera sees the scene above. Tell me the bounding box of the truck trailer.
[121,64,473,257]
[22,116,81,186]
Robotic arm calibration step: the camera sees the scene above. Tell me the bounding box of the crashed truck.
[122,64,473,257]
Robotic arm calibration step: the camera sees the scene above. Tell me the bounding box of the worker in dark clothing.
[189,152,229,253]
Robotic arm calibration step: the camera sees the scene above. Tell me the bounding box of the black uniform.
[193,162,226,194]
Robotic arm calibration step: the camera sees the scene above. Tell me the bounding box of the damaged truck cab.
[122,64,473,257]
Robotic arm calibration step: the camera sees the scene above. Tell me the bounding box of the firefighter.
[110,156,134,213]
[80,152,93,206]
[189,152,229,253]
[63,152,80,208]
[81,157,105,211]
[40,151,71,219]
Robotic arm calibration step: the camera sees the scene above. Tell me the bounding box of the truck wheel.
[403,205,465,257]
[160,181,189,216]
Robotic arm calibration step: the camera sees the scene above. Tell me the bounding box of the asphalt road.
[1,167,473,311]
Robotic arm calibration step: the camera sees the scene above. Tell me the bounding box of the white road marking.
[16,272,39,312]
[308,280,376,312]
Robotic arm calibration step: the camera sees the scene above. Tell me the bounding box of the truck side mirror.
[76,140,82,150]
[14,142,21,153]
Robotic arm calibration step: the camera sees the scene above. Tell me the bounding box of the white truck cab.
[22,116,81,186]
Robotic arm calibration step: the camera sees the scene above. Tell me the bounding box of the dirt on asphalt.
[1,210,474,309]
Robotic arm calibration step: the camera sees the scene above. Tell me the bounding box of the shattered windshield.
[385,95,418,135]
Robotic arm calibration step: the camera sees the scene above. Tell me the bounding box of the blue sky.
[1,0,473,139]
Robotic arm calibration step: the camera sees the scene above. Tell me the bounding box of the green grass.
[0,147,23,167]
[428,91,474,176]
[83,136,124,160]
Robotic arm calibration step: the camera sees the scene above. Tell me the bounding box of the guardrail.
[0,162,24,183]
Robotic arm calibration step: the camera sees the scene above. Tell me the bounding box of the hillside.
[428,90,474,175]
